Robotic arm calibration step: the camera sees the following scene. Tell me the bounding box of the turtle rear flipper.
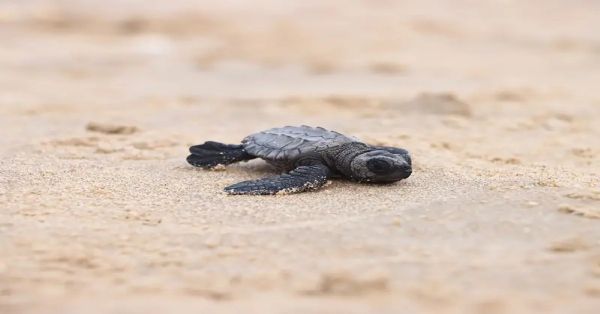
[187,141,255,169]
[225,165,330,195]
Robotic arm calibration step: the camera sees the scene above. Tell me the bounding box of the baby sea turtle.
[187,126,412,195]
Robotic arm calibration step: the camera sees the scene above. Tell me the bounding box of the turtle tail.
[187,141,254,169]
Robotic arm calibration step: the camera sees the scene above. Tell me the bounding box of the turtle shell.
[242,126,356,161]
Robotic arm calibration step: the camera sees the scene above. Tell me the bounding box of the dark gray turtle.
[187,126,412,195]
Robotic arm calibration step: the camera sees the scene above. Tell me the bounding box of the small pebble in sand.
[565,190,600,201]
[548,237,590,253]
[368,62,406,75]
[558,204,600,219]
[211,164,226,171]
[86,122,138,135]
[389,92,471,116]
[308,61,339,74]
[571,148,594,159]
[95,143,123,154]
[204,234,221,248]
[591,260,600,277]
[584,284,600,297]
[302,270,389,296]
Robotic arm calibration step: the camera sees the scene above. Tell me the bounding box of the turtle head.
[350,149,412,183]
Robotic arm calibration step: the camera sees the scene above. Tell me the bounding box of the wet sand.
[1,1,599,313]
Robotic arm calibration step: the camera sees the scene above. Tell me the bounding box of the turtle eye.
[367,159,391,174]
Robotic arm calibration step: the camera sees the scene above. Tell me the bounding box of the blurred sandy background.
[1,0,599,313]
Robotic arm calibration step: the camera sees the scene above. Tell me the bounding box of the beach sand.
[1,1,599,313]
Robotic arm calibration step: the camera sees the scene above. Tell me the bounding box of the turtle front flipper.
[224,165,330,195]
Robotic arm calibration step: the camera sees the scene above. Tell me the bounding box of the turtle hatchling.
[187,126,412,195]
